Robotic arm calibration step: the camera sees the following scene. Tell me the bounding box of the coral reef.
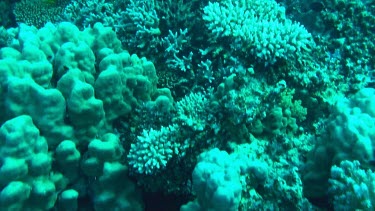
[1,0,374,210]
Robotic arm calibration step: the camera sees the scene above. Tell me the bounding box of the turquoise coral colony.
[0,0,374,210]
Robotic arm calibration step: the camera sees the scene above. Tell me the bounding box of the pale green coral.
[81,133,143,211]
[0,21,176,209]
[329,160,375,210]
[203,0,313,64]
[0,115,65,210]
[303,88,375,199]
[127,124,182,175]
[181,148,246,211]
[175,92,209,131]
